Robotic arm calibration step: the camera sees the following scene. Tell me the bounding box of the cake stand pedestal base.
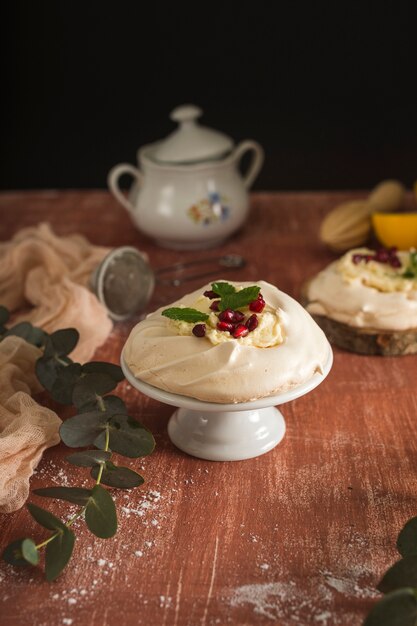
[167,406,286,461]
[121,345,333,462]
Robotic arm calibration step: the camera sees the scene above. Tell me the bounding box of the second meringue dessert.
[123,280,330,403]
[303,247,417,355]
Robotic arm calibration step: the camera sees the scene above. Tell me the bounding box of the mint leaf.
[219,286,261,311]
[162,308,209,323]
[402,251,417,279]
[211,282,236,297]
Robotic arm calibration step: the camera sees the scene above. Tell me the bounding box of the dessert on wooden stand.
[122,280,332,461]
[303,247,417,356]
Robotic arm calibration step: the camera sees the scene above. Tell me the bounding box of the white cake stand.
[121,346,333,462]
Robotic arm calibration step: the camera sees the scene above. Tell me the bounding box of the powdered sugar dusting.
[228,566,379,625]
[0,446,386,626]
[321,570,379,600]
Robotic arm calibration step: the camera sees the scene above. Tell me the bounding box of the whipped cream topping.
[172,292,284,348]
[123,280,329,403]
[306,248,417,330]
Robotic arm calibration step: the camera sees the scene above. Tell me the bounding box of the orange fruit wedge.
[372,212,417,249]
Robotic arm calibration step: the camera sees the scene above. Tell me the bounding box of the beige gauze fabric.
[0,336,62,513]
[0,222,113,363]
[0,223,113,512]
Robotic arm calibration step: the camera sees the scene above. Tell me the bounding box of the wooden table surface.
[0,190,415,626]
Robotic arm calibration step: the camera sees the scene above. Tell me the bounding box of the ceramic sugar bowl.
[108,105,264,250]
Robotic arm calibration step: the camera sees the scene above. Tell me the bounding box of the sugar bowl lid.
[151,104,234,165]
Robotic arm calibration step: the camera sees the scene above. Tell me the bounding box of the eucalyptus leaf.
[3,539,28,567]
[85,485,117,538]
[45,527,75,581]
[27,502,67,532]
[4,321,31,339]
[94,415,155,458]
[72,373,117,409]
[398,517,417,558]
[363,588,417,626]
[82,362,124,382]
[33,486,92,506]
[91,461,144,489]
[66,450,111,467]
[4,322,48,348]
[21,538,40,565]
[2,538,38,567]
[59,411,108,447]
[378,556,417,593]
[36,355,71,392]
[44,328,79,358]
[50,363,82,404]
[77,394,127,416]
[0,305,10,326]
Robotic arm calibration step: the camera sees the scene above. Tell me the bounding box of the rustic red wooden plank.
[0,190,415,625]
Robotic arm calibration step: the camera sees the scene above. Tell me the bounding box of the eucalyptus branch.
[33,425,111,553]
[363,517,417,625]
[1,306,155,580]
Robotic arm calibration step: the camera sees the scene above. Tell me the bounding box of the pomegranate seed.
[210,300,220,311]
[352,247,401,268]
[233,310,245,322]
[219,308,246,323]
[233,324,249,339]
[192,324,206,337]
[203,290,218,299]
[246,314,258,331]
[218,308,236,322]
[376,249,389,262]
[217,321,234,333]
[249,294,265,313]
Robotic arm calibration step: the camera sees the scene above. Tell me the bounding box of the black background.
[1,3,416,191]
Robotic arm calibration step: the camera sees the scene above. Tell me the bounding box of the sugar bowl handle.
[107,163,144,215]
[233,140,264,190]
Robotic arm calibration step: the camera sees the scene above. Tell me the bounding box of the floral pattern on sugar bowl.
[187,192,230,225]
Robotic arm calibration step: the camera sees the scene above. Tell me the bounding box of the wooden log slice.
[300,281,417,356]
